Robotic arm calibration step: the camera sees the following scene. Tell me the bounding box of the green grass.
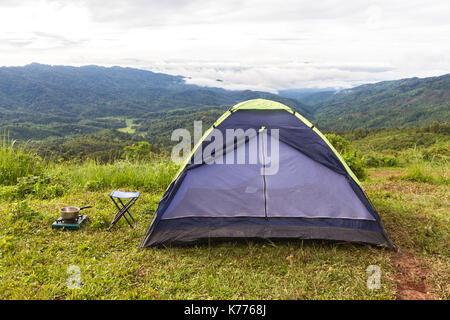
[365,167,449,299]
[0,140,448,299]
[0,134,43,185]
[118,119,138,134]
[0,191,395,299]
[397,163,449,185]
[50,158,178,193]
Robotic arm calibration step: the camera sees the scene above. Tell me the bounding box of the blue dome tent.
[141,99,394,249]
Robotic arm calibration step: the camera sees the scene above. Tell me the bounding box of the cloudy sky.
[1,0,449,92]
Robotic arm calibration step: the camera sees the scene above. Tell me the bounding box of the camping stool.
[108,190,140,230]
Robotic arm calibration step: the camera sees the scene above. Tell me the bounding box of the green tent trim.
[171,99,363,189]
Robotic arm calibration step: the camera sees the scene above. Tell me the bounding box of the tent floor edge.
[142,220,393,249]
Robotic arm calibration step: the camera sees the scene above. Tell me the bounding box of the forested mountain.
[0,63,449,144]
[0,63,310,140]
[298,74,450,130]
[278,88,336,107]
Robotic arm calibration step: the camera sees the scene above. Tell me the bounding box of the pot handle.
[79,206,92,210]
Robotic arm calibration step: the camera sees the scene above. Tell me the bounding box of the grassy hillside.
[339,122,450,153]
[0,132,448,299]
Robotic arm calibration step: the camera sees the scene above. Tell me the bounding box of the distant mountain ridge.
[0,63,313,140]
[278,88,336,107]
[0,63,310,121]
[286,74,450,130]
[0,63,449,141]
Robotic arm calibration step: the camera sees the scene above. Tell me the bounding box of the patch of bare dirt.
[391,251,438,300]
[368,180,440,195]
[370,170,404,179]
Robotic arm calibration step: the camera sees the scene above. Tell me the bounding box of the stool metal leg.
[108,196,138,230]
[117,198,137,227]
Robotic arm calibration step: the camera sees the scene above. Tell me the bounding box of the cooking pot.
[60,206,92,220]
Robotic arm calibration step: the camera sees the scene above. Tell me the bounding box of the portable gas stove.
[52,215,88,230]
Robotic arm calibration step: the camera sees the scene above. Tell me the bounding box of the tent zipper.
[260,128,268,220]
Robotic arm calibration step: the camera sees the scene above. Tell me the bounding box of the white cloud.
[0,0,449,91]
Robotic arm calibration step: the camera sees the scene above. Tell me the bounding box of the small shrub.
[325,134,351,154]
[326,134,367,180]
[382,156,399,167]
[16,176,40,198]
[342,150,367,180]
[402,168,436,183]
[421,144,450,162]
[363,153,399,168]
[399,164,449,185]
[123,141,159,161]
[364,154,381,167]
[85,179,105,191]
[39,184,65,199]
